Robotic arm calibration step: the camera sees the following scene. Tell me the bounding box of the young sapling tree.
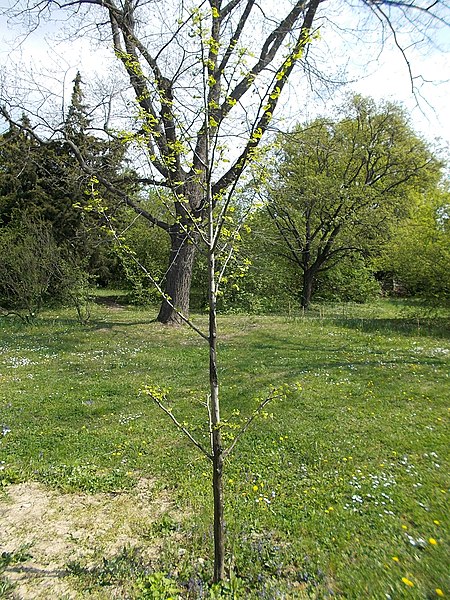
[1,0,447,586]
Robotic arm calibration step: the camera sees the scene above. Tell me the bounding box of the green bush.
[0,214,93,321]
[315,255,381,303]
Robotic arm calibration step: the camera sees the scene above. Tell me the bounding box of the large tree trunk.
[301,269,314,310]
[156,225,197,324]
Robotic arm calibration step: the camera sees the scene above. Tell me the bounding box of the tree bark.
[301,269,315,310]
[208,243,225,582]
[156,225,197,324]
[212,441,225,582]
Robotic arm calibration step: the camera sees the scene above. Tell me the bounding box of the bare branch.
[213,0,322,195]
[223,390,284,458]
[143,388,213,460]
[217,0,256,75]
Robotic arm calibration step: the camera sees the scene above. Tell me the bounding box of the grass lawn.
[0,300,448,598]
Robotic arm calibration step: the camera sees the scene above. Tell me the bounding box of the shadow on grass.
[0,314,158,332]
[234,325,449,387]
[87,319,156,330]
[66,546,147,588]
[332,316,450,339]
[6,564,68,578]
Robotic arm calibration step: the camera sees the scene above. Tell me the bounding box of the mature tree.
[0,117,41,224]
[3,0,446,323]
[65,72,91,145]
[0,74,130,282]
[264,96,442,309]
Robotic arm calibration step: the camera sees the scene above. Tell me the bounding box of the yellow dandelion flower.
[434,520,440,525]
[253,485,258,492]
[429,538,438,545]
[402,525,408,530]
[436,590,444,597]
[392,557,399,562]
[402,577,414,587]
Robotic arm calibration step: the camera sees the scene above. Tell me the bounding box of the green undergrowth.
[0,300,448,598]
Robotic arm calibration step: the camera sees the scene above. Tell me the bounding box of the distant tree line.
[0,78,448,321]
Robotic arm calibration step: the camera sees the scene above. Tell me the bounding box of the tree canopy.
[263,96,443,308]
[2,0,447,322]
[383,188,450,302]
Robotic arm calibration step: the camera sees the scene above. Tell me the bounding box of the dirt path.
[0,480,174,599]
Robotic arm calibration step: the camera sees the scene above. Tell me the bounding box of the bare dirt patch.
[0,479,175,599]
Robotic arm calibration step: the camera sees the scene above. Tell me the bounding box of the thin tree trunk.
[212,427,225,582]
[209,247,225,583]
[207,183,225,582]
[156,225,197,324]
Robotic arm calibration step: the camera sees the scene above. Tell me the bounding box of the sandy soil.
[0,479,173,599]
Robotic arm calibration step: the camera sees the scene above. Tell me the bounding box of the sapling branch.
[212,175,242,250]
[142,387,213,460]
[106,224,209,341]
[215,208,254,293]
[223,389,286,458]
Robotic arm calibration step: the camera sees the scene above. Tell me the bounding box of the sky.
[0,1,449,151]
[337,37,450,150]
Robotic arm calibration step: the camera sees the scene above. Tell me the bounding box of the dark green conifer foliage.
[65,72,91,144]
[0,75,129,285]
